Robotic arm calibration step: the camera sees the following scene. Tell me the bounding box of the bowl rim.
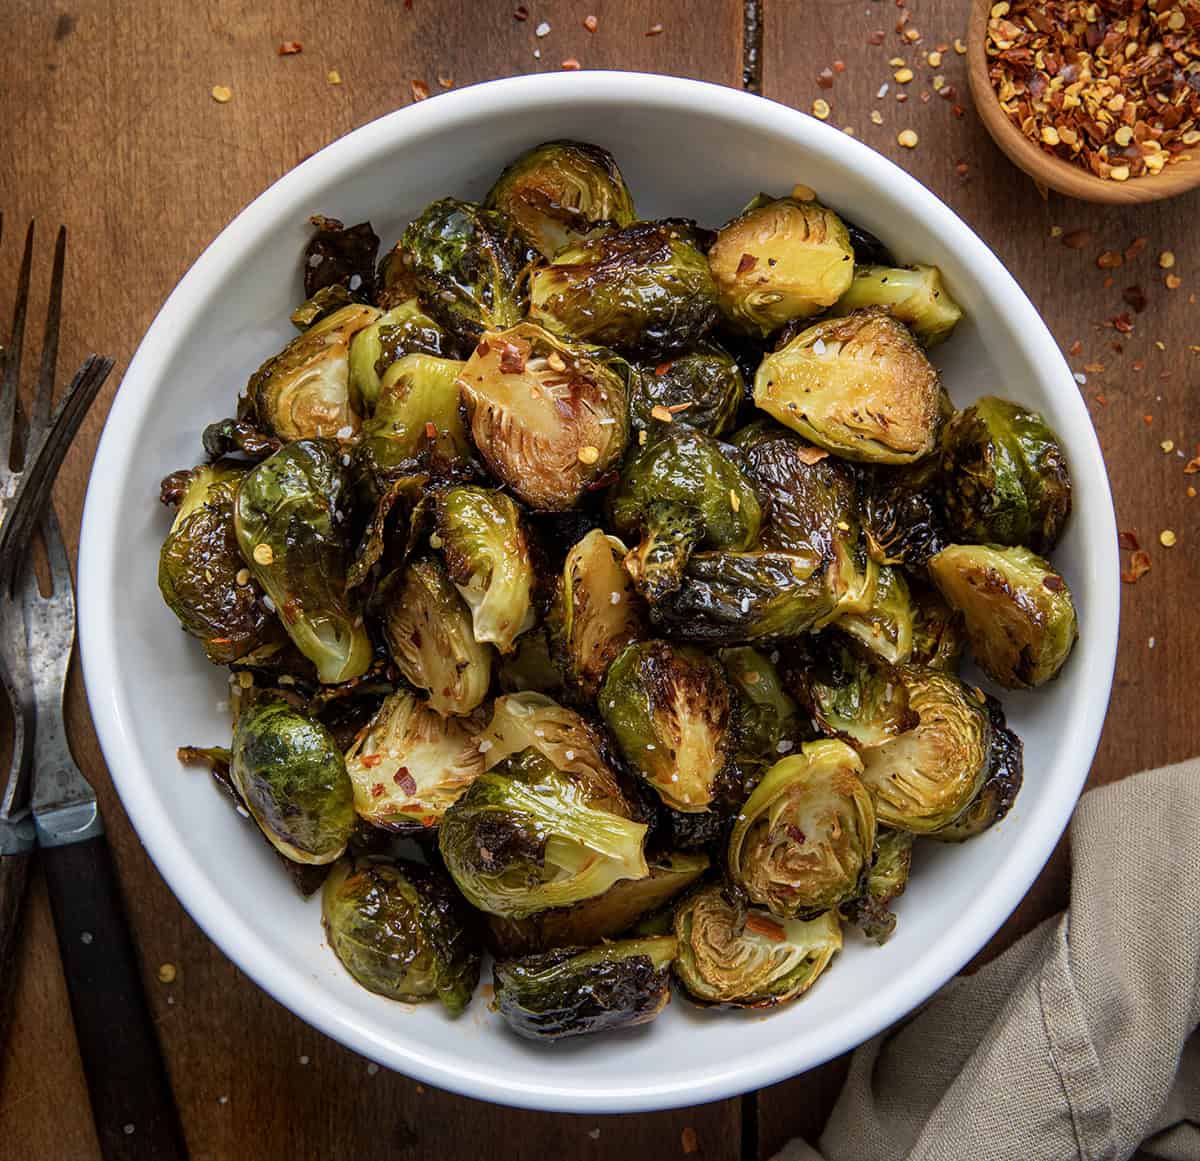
[77,70,1119,1112]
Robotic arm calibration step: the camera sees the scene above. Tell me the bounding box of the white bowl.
[78,72,1118,1112]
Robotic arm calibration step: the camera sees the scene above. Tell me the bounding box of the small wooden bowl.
[966,0,1200,203]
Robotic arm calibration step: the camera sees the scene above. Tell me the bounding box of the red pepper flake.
[1119,530,1140,551]
[513,4,528,19]
[1083,362,1105,373]
[424,421,438,439]
[1068,339,1083,356]
[437,74,454,89]
[736,252,758,275]
[361,753,384,769]
[817,68,835,89]
[1102,276,1114,290]
[786,825,807,844]
[680,1127,700,1155]
[1093,393,1107,406]
[561,57,582,70]
[410,79,430,102]
[583,14,598,32]
[654,361,674,377]
[833,59,846,72]
[370,783,386,798]
[1061,229,1093,250]
[745,914,786,942]
[475,338,491,357]
[795,446,831,465]
[955,161,969,177]
[394,767,418,796]
[1122,285,1147,313]
[1143,414,1154,425]
[499,341,527,374]
[1043,574,1066,592]
[1111,312,1134,334]
[278,40,303,55]
[1096,251,1123,270]
[1132,359,1145,372]
[868,29,886,45]
[1122,550,1152,584]
[646,22,664,36]
[1184,448,1200,474]
[952,104,965,118]
[1125,237,1149,262]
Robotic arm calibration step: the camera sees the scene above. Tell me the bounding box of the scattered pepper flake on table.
[561,58,581,70]
[1165,272,1183,289]
[278,41,302,55]
[583,14,598,32]
[646,22,664,36]
[210,85,233,103]
[1122,549,1152,583]
[327,69,342,85]
[898,128,919,148]
[680,1126,700,1155]
[411,79,430,101]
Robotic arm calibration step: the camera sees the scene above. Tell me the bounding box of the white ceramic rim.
[78,71,1119,1112]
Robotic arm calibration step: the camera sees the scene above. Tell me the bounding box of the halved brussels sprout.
[909,582,965,671]
[708,195,855,337]
[359,353,472,476]
[344,690,484,830]
[928,544,1078,688]
[348,300,449,410]
[840,827,913,944]
[858,667,991,833]
[728,740,876,919]
[528,221,719,357]
[436,486,535,654]
[674,883,842,1007]
[438,746,648,918]
[303,215,379,300]
[201,416,282,463]
[458,322,630,510]
[234,440,372,685]
[837,565,915,665]
[832,264,963,347]
[652,549,837,644]
[754,309,941,463]
[290,283,357,330]
[548,530,647,699]
[487,852,709,957]
[720,646,806,760]
[383,198,535,343]
[485,140,636,258]
[231,699,356,864]
[622,502,704,604]
[493,935,676,1041]
[378,557,492,715]
[158,463,281,664]
[600,640,735,813]
[322,858,480,1015]
[248,304,381,441]
[632,345,744,438]
[863,459,948,568]
[941,396,1072,554]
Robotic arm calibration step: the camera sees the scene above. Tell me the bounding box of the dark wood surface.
[0,2,1195,1158]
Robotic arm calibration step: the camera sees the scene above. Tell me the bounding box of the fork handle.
[0,850,33,1045]
[41,835,188,1161]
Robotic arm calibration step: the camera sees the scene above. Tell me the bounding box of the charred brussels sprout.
[485,140,636,258]
[322,858,480,1014]
[528,221,719,357]
[548,530,647,699]
[487,852,708,957]
[632,346,744,438]
[458,323,630,510]
[234,440,372,684]
[248,304,381,441]
[928,544,1077,688]
[290,284,357,330]
[728,741,876,919]
[720,646,805,760]
[832,264,963,347]
[600,640,736,813]
[909,582,965,671]
[840,827,913,944]
[622,503,705,604]
[436,486,535,654]
[231,700,355,864]
[837,565,915,665]
[344,691,484,830]
[379,558,492,715]
[863,459,948,568]
[384,198,535,344]
[754,309,941,464]
[158,464,280,663]
[674,883,842,1007]
[858,667,991,833]
[302,215,379,300]
[348,300,449,410]
[708,196,855,337]
[941,396,1072,553]
[494,936,675,1040]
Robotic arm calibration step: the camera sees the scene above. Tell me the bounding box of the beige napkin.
[772,757,1200,1161]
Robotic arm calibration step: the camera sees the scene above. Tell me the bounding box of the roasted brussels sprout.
[230,699,356,864]
[858,667,991,833]
[302,215,380,300]
[484,140,636,258]
[201,416,282,463]
[941,397,1072,553]
[458,322,630,510]
[438,746,648,918]
[383,197,535,343]
[928,544,1077,688]
[728,741,875,919]
[290,283,358,330]
[494,935,676,1040]
[863,459,948,568]
[548,529,647,699]
[720,646,805,760]
[840,827,913,944]
[754,309,941,464]
[248,304,381,441]
[348,300,449,410]
[323,858,480,1014]
[832,264,963,347]
[600,640,735,813]
[487,852,708,957]
[909,582,965,671]
[528,221,719,357]
[436,486,534,654]
[344,690,484,829]
[497,627,565,695]
[708,195,855,337]
[158,463,281,664]
[837,565,915,665]
[234,440,372,684]
[378,558,492,715]
[652,549,837,644]
[674,883,842,1007]
[631,346,744,437]
[622,502,705,604]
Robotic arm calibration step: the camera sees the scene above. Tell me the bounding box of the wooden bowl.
[966,0,1200,203]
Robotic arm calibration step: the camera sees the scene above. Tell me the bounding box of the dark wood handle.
[40,836,188,1161]
[0,849,33,1046]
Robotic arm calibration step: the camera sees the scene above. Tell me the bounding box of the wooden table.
[1,2,1195,1157]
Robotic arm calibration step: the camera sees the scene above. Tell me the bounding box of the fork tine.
[0,222,35,473]
[33,226,67,430]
